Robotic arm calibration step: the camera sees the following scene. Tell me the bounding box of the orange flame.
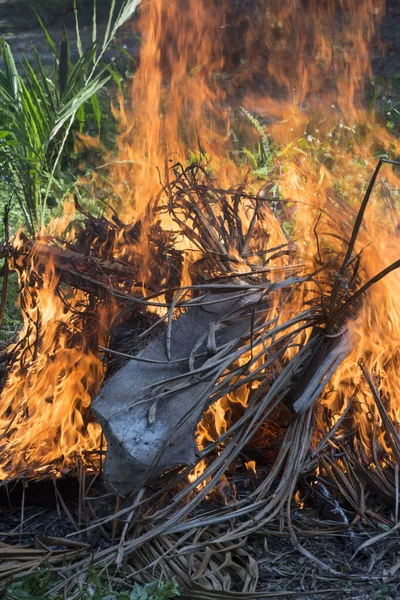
[0,239,105,478]
[1,0,400,480]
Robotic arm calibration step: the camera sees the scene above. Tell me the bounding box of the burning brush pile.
[1,0,400,596]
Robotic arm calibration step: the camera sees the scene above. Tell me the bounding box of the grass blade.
[32,8,59,59]
[0,39,21,108]
[91,93,101,133]
[102,0,117,52]
[92,0,98,46]
[73,0,84,59]
[114,0,142,32]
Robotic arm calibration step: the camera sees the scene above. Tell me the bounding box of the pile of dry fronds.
[1,160,400,597]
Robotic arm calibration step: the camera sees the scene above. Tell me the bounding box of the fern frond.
[241,107,271,161]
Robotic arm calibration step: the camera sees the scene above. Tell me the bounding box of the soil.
[251,531,400,599]
[0,0,130,65]
[1,480,400,599]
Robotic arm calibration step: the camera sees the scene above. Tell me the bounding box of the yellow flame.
[1,0,399,480]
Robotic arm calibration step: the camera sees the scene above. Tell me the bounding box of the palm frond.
[0,0,142,234]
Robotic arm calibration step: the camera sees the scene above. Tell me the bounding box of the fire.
[1,0,400,482]
[245,460,257,474]
[252,0,400,456]
[108,0,231,221]
[0,236,105,479]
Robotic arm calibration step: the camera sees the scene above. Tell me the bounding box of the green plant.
[129,582,181,600]
[5,569,55,599]
[5,566,181,600]
[84,565,180,600]
[240,107,274,178]
[0,0,140,234]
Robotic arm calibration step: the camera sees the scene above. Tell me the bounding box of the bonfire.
[1,0,400,597]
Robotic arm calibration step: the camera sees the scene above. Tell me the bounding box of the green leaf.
[242,147,258,168]
[51,74,111,139]
[32,8,59,59]
[109,43,134,61]
[61,42,98,102]
[76,102,86,133]
[0,0,143,235]
[102,0,117,52]
[0,39,21,108]
[91,93,101,133]
[107,64,124,96]
[19,78,49,143]
[130,582,149,600]
[92,0,98,46]
[73,0,84,58]
[32,46,58,111]
[114,0,142,32]
[22,55,53,122]
[129,582,180,600]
